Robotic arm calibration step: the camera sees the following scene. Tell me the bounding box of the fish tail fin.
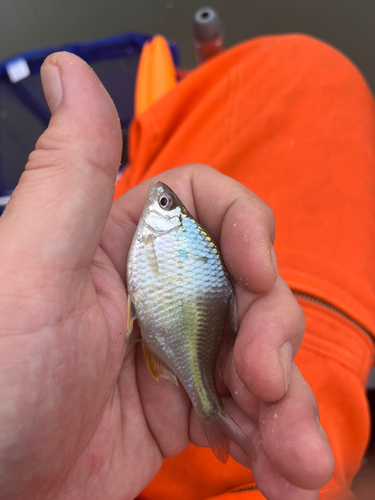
[199,408,256,464]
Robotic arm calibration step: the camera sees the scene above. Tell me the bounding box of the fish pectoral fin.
[142,342,179,386]
[125,294,137,343]
[216,291,238,380]
[128,337,143,345]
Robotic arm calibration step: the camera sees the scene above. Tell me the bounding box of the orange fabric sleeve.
[117,34,375,499]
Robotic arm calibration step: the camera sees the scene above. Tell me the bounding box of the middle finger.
[230,276,305,404]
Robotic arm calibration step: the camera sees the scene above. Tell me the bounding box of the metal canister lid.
[192,7,224,43]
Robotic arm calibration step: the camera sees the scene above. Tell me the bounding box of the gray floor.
[1,0,375,90]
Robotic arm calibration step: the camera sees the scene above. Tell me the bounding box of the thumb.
[0,52,122,270]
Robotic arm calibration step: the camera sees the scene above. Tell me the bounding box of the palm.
[34,236,190,500]
[45,247,165,499]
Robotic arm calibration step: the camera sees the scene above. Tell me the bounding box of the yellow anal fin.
[142,342,179,386]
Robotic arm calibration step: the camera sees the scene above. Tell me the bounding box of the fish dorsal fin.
[216,291,238,380]
[142,342,179,386]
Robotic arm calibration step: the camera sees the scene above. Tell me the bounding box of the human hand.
[0,52,333,500]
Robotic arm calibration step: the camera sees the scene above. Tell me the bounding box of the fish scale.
[127,181,256,464]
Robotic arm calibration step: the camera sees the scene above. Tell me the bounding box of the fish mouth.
[148,182,167,194]
[147,182,157,196]
[147,182,178,219]
[147,182,167,205]
[144,182,159,210]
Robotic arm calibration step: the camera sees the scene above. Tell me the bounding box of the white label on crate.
[5,58,30,83]
[0,195,11,207]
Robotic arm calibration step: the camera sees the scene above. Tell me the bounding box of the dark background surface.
[1,0,375,90]
[1,1,374,497]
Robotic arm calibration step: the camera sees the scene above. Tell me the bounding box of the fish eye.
[158,193,174,211]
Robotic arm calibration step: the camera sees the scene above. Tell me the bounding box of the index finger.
[102,164,277,295]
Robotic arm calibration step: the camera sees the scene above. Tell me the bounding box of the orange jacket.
[116,34,375,499]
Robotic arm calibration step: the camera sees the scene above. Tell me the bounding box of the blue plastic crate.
[0,33,179,215]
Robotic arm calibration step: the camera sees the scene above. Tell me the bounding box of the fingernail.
[41,60,63,113]
[271,245,278,273]
[279,342,292,392]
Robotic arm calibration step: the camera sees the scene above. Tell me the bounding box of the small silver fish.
[126,181,255,463]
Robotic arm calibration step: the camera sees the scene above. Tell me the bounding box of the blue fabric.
[0,32,179,213]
